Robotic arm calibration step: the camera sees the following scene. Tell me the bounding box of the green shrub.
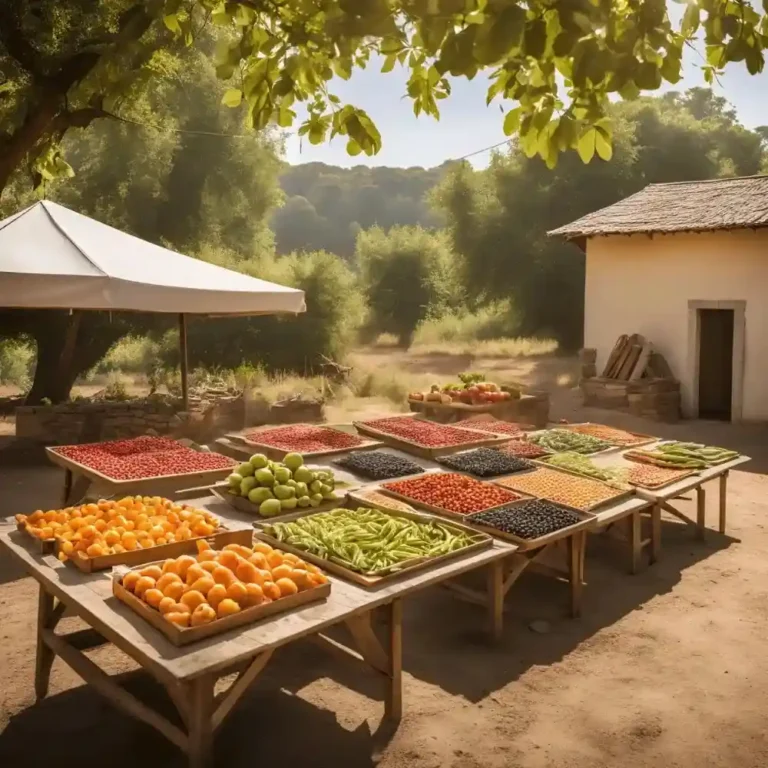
[412,300,521,346]
[0,339,35,390]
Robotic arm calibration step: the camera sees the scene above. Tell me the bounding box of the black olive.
[468,499,581,539]
[335,450,424,480]
[437,447,534,477]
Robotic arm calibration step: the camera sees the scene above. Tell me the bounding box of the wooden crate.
[533,456,632,491]
[652,442,742,466]
[352,420,510,460]
[113,565,331,646]
[46,446,236,495]
[256,506,494,588]
[345,488,419,514]
[227,424,382,462]
[493,467,634,512]
[59,524,253,573]
[464,499,596,552]
[14,520,56,554]
[524,429,620,457]
[210,483,353,527]
[625,465,696,490]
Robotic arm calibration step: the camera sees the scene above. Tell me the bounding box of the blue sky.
[283,29,768,170]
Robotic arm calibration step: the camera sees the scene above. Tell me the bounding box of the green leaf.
[503,107,522,136]
[381,54,397,73]
[163,14,181,35]
[634,61,662,89]
[474,6,525,65]
[706,44,727,67]
[221,88,242,107]
[333,58,352,80]
[661,54,682,83]
[216,63,236,80]
[276,106,296,128]
[594,126,613,161]
[347,139,362,156]
[681,4,700,36]
[577,128,597,163]
[524,19,547,58]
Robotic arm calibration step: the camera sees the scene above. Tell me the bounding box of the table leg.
[35,587,57,700]
[719,471,729,534]
[630,511,642,575]
[187,675,215,768]
[568,533,584,619]
[385,599,403,723]
[696,487,706,540]
[487,559,504,642]
[650,505,661,564]
[62,469,73,507]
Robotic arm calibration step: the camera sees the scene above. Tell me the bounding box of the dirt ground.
[3,353,768,767]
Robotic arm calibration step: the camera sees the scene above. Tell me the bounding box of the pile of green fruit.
[627,442,739,470]
[225,452,341,517]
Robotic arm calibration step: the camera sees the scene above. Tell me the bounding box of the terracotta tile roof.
[549,175,768,239]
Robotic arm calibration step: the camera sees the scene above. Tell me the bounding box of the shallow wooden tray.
[58,524,253,573]
[622,450,707,471]
[210,483,354,526]
[625,467,696,490]
[377,477,530,524]
[524,430,619,458]
[492,467,634,512]
[46,445,236,493]
[256,506,493,588]
[533,456,633,491]
[464,499,597,552]
[113,563,331,646]
[14,520,56,554]
[559,423,658,448]
[353,419,510,460]
[227,424,382,462]
[345,488,419,514]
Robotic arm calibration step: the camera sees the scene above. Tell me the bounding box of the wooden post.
[568,534,584,618]
[487,559,504,642]
[630,511,642,575]
[179,313,189,411]
[650,505,661,564]
[385,599,403,722]
[696,486,706,540]
[187,675,215,768]
[719,471,728,534]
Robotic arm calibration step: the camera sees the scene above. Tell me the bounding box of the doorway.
[697,309,734,420]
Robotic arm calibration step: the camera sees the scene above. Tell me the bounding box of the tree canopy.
[2,0,766,199]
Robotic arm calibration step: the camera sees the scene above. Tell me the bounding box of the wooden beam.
[385,600,402,722]
[42,629,187,751]
[179,313,189,411]
[212,650,273,731]
[345,614,389,674]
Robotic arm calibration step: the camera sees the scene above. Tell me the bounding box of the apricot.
[122,571,141,592]
[212,566,236,587]
[290,569,313,591]
[140,565,164,580]
[224,544,252,557]
[243,583,264,607]
[165,612,190,628]
[143,588,165,609]
[262,581,281,601]
[270,564,293,582]
[266,550,284,570]
[175,555,197,579]
[122,533,138,551]
[275,578,298,597]
[197,548,218,562]
[235,560,258,585]
[159,596,177,615]
[188,576,216,595]
[196,539,212,554]
[185,564,207,586]
[180,590,207,612]
[226,581,248,606]
[104,530,121,547]
[86,543,106,557]
[140,538,155,549]
[217,550,241,571]
[199,560,218,574]
[282,552,301,565]
[156,573,182,592]
[252,541,273,556]
[192,522,215,537]
[134,576,156,597]
[207,584,228,610]
[190,604,217,627]
[216,599,241,619]
[162,581,185,602]
[248,552,268,570]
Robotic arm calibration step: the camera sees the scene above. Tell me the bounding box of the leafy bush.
[412,300,521,346]
[0,339,35,390]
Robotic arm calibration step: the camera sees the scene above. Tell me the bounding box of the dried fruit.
[360,416,490,449]
[528,429,612,455]
[495,468,621,511]
[243,424,365,454]
[335,450,424,480]
[561,424,653,447]
[436,448,533,477]
[494,440,550,459]
[468,500,582,540]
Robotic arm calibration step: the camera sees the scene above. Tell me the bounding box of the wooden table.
[633,456,751,544]
[0,498,514,768]
[46,446,233,507]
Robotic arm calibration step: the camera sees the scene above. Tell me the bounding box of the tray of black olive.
[465,498,595,550]
[334,449,427,481]
[436,447,534,478]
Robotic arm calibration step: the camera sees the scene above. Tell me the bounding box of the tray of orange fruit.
[112,539,331,645]
[16,496,252,573]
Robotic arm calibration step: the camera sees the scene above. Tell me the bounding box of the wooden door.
[698,309,734,420]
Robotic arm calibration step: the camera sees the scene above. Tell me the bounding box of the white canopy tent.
[0,201,306,407]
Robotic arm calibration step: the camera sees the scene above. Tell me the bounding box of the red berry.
[243,425,365,454]
[362,417,487,449]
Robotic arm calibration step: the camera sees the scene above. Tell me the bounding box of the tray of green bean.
[257,506,493,587]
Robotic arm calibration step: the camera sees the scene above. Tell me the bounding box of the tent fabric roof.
[0,201,306,315]
[548,175,768,240]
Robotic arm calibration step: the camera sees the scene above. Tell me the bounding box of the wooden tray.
[46,445,236,492]
[625,466,696,490]
[492,467,634,512]
[210,483,352,526]
[651,442,742,466]
[345,488,418,514]
[59,524,253,573]
[377,479,529,524]
[464,499,596,552]
[558,423,658,448]
[534,456,632,491]
[622,450,707,471]
[524,430,619,458]
[14,520,56,554]
[227,424,382,462]
[113,563,331,646]
[256,506,494,588]
[353,420,510,460]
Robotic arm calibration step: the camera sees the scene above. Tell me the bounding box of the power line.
[454,138,512,161]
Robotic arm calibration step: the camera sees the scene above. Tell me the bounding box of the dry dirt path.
[1,456,768,767]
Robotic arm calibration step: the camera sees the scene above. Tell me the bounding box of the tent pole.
[179,313,189,411]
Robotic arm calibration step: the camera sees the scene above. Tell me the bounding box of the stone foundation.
[580,377,681,422]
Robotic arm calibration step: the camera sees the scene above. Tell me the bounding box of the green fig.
[273,484,295,500]
[249,453,269,469]
[284,452,304,471]
[310,480,323,494]
[294,482,309,497]
[240,476,257,496]
[309,492,324,507]
[280,497,298,510]
[227,473,243,489]
[259,498,282,517]
[237,462,255,477]
[248,487,274,504]
[274,466,291,484]
[255,468,275,486]
[297,496,311,508]
[293,466,313,484]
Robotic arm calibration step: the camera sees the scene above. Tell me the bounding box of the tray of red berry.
[353,415,510,459]
[46,436,236,491]
[228,423,382,461]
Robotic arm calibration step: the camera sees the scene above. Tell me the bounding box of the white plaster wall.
[584,229,768,421]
